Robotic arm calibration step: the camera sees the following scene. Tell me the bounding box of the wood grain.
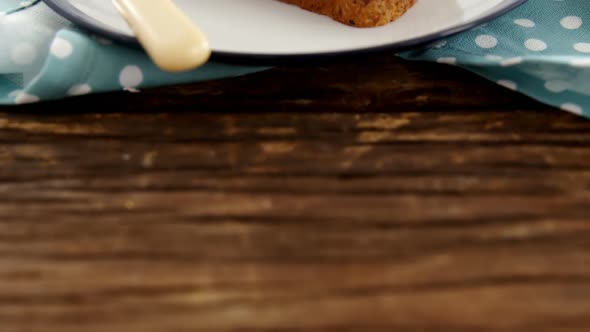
[1,54,590,332]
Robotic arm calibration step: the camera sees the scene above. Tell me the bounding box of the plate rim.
[41,0,528,64]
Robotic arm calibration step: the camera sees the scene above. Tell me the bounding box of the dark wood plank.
[1,54,590,332]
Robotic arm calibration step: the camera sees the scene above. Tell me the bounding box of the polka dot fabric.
[0,1,267,105]
[400,0,590,118]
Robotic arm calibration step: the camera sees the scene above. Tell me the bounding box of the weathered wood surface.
[1,54,590,332]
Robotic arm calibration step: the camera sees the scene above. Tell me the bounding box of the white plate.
[43,0,527,61]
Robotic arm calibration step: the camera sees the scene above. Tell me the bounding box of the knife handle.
[112,0,211,72]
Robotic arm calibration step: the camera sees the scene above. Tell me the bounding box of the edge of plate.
[42,0,528,65]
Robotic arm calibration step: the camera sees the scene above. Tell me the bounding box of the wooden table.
[2,54,590,331]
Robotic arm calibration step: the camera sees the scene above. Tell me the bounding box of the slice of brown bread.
[280,0,417,27]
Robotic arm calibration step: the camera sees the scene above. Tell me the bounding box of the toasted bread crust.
[280,0,417,27]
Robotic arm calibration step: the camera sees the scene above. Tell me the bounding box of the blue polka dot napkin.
[0,0,267,105]
[1,0,589,120]
[400,0,590,118]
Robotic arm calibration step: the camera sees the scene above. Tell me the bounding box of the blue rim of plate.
[42,0,528,65]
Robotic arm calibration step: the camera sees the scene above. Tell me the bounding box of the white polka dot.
[497,80,517,91]
[67,84,92,96]
[50,37,73,58]
[14,92,40,104]
[514,19,535,28]
[485,55,503,61]
[436,57,456,65]
[561,16,583,30]
[524,39,547,51]
[10,42,37,65]
[432,40,447,49]
[561,103,584,116]
[119,65,144,89]
[475,35,498,49]
[574,43,590,53]
[544,81,569,93]
[570,58,590,68]
[8,90,22,98]
[501,57,523,67]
